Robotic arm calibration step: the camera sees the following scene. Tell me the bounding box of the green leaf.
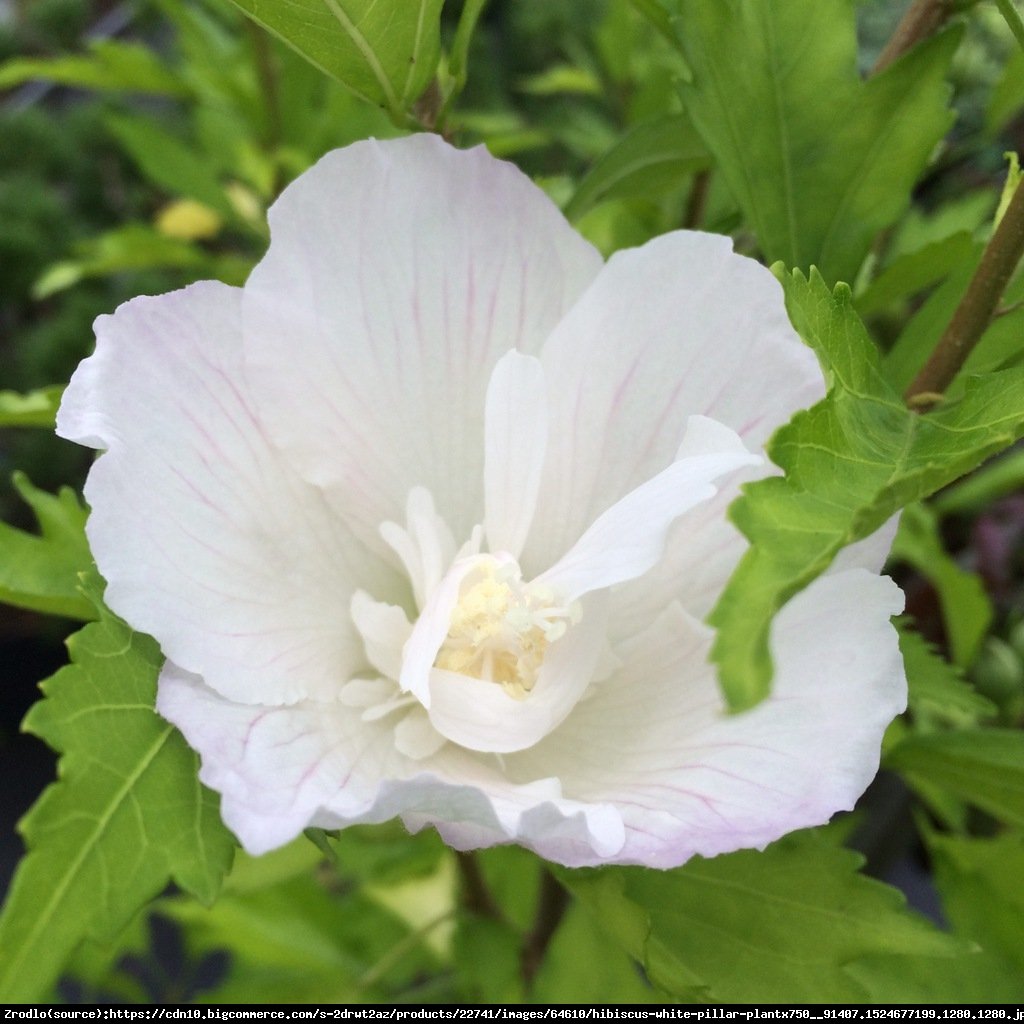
[104,114,235,219]
[855,232,978,318]
[0,386,64,429]
[33,225,252,299]
[987,47,1024,136]
[899,626,996,726]
[164,877,424,1002]
[0,583,235,1002]
[932,449,1024,516]
[929,831,1024,975]
[887,728,1024,827]
[226,0,443,119]
[846,950,1024,1003]
[674,0,958,284]
[890,504,993,667]
[561,831,960,1002]
[453,916,523,1002]
[710,269,1024,709]
[532,904,661,1003]
[0,473,94,620]
[0,40,188,97]
[565,114,709,220]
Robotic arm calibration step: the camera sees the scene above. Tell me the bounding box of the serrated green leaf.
[0,40,187,97]
[674,0,958,284]
[891,504,993,667]
[929,831,1024,975]
[899,625,996,725]
[0,386,64,429]
[561,831,960,1002]
[887,729,1024,827]
[710,269,1024,709]
[226,0,443,120]
[565,114,709,221]
[0,592,235,1002]
[0,473,94,619]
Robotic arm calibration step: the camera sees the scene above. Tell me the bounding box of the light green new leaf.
[0,584,235,1002]
[891,504,993,668]
[562,831,959,1003]
[227,0,443,119]
[887,729,1024,827]
[0,386,63,429]
[710,270,1024,709]
[899,626,996,726]
[0,473,94,620]
[0,40,187,97]
[565,114,709,221]
[674,0,958,285]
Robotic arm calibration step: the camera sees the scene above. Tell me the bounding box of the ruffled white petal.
[525,230,823,598]
[57,282,392,705]
[350,590,411,681]
[538,416,759,601]
[484,351,548,559]
[508,568,906,866]
[157,661,624,863]
[242,135,603,551]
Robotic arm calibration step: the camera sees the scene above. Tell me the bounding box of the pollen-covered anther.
[434,559,581,700]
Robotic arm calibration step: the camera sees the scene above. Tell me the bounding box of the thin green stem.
[871,0,955,75]
[357,909,455,991]
[245,20,282,156]
[905,176,1024,404]
[995,0,1024,53]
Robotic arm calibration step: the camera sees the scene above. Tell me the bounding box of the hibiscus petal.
[537,416,760,602]
[350,590,411,681]
[509,568,905,866]
[525,230,823,580]
[57,282,391,704]
[158,661,624,861]
[484,350,548,559]
[242,135,603,549]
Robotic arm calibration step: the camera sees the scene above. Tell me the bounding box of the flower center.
[434,558,581,700]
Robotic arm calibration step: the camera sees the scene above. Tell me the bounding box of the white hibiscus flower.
[56,135,905,868]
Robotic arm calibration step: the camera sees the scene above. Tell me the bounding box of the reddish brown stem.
[871,0,954,75]
[905,179,1024,405]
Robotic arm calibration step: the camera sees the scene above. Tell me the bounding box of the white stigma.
[434,558,581,700]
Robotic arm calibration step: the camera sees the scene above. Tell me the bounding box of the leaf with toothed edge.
[709,268,1024,710]
[0,572,234,1003]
